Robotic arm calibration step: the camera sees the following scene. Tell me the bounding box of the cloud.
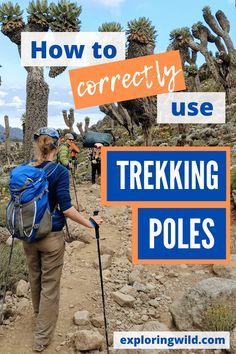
[48,100,71,107]
[0,95,25,109]
[6,96,24,108]
[92,0,125,7]
[0,90,8,98]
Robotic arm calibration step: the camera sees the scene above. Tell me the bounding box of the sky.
[0,0,235,129]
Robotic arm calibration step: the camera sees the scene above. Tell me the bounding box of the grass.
[0,242,28,296]
[203,302,236,331]
[0,199,9,228]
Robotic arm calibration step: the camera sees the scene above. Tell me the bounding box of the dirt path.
[0,182,227,354]
[0,182,124,354]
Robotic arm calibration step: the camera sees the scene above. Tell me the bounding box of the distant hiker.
[69,132,80,174]
[56,129,65,147]
[57,133,80,170]
[90,143,102,184]
[17,127,102,352]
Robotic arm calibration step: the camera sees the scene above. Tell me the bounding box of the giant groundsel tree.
[99,17,157,146]
[0,0,82,160]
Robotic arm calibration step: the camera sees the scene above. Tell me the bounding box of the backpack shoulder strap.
[43,162,59,178]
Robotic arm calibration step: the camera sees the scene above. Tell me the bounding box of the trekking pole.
[90,211,109,354]
[70,168,79,210]
[0,237,14,325]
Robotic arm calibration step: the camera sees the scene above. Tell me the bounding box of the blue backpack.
[6,162,58,243]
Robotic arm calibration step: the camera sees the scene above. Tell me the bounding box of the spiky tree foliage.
[0,2,24,43]
[49,1,81,32]
[127,17,157,59]
[98,22,123,32]
[0,0,82,160]
[27,0,51,31]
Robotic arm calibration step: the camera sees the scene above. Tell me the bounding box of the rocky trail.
[0,182,236,354]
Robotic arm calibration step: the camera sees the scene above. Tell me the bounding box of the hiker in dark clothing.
[90,143,102,184]
[23,127,103,352]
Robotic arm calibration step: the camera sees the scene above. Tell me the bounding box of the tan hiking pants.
[23,231,65,346]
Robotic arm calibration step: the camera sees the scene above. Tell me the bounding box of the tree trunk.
[227,63,236,104]
[194,74,201,91]
[143,126,152,146]
[4,115,10,165]
[24,68,49,161]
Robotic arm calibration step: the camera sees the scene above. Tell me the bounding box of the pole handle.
[90,210,100,239]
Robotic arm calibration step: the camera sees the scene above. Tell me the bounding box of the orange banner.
[69,50,186,109]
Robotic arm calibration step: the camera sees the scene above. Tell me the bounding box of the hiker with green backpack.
[5,127,103,352]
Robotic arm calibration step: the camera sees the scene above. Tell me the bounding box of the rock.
[73,310,90,326]
[0,227,9,243]
[128,270,141,285]
[16,280,29,298]
[6,236,13,246]
[213,255,236,279]
[148,299,159,308]
[112,291,135,307]
[231,327,236,354]
[69,241,86,252]
[131,320,169,331]
[91,315,104,328]
[17,298,30,314]
[170,277,236,330]
[73,329,104,351]
[141,315,149,322]
[100,245,115,256]
[133,281,147,292]
[119,285,137,298]
[93,254,112,270]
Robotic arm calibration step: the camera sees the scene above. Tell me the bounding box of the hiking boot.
[33,343,47,352]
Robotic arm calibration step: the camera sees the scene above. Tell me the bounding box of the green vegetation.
[0,199,8,227]
[203,303,236,331]
[0,242,28,296]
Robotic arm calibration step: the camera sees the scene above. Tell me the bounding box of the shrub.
[203,302,236,331]
[0,199,8,227]
[0,242,28,296]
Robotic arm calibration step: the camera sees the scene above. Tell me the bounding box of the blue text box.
[106,150,227,202]
[137,207,227,261]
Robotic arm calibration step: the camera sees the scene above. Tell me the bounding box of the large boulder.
[170,277,236,330]
[73,329,104,351]
[213,255,236,279]
[16,280,30,298]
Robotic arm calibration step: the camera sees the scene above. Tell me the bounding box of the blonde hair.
[34,135,57,165]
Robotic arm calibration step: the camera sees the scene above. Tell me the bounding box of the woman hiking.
[22,127,103,352]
